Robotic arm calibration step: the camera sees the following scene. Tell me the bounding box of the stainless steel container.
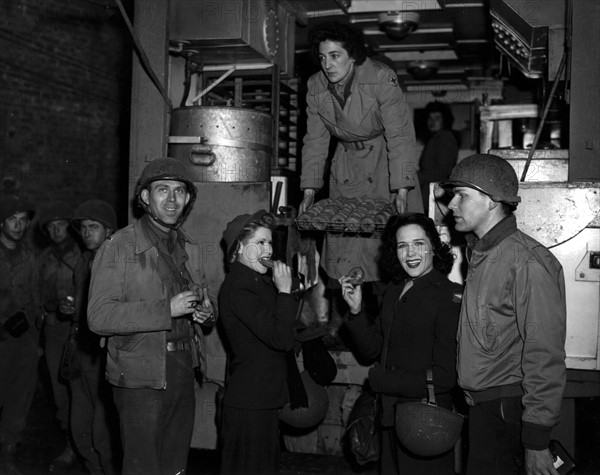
[169,106,272,182]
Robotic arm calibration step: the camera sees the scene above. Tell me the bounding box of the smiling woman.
[219,210,298,475]
[339,213,461,475]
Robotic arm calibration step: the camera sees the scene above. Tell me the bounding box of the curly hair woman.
[340,213,462,474]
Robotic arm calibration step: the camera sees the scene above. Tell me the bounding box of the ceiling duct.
[378,11,420,40]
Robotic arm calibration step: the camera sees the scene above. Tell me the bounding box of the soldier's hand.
[192,288,215,325]
[170,291,198,318]
[525,448,559,475]
[58,297,75,316]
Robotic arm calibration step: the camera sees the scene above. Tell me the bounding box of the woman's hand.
[393,188,409,214]
[338,275,362,315]
[299,189,315,215]
[272,260,293,294]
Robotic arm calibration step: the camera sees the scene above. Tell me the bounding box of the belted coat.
[300,58,422,281]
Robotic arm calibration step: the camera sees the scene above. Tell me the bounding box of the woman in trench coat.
[299,22,423,284]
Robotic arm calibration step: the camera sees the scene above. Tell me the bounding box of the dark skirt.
[220,406,281,475]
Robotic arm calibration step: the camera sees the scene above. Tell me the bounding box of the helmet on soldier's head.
[0,195,34,222]
[440,153,521,207]
[72,200,117,231]
[38,201,74,233]
[135,157,197,229]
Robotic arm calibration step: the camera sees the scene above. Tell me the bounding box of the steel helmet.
[395,401,463,457]
[440,153,521,206]
[279,371,329,429]
[135,157,197,229]
[38,200,74,232]
[0,194,35,222]
[72,199,117,231]
[395,369,463,457]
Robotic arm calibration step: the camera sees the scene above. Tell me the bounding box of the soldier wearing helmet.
[66,199,119,475]
[440,154,567,475]
[37,200,81,472]
[0,195,40,475]
[87,158,216,475]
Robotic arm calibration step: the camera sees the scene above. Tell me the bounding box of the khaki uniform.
[301,58,422,281]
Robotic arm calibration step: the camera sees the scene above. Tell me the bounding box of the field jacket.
[457,215,567,449]
[87,219,214,389]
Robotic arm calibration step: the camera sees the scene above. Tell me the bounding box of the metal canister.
[168,106,273,183]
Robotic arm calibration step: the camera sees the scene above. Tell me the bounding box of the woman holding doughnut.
[340,213,462,474]
[219,210,299,475]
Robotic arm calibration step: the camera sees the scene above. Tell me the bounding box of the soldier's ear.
[488,200,499,210]
[140,189,150,206]
[106,227,113,238]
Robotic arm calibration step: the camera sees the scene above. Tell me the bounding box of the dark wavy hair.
[379,213,455,284]
[308,21,368,66]
[425,101,455,130]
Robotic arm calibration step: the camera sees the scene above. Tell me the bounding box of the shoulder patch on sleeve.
[452,291,463,303]
[389,74,399,87]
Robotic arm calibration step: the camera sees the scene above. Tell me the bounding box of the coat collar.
[229,261,271,285]
[466,214,517,253]
[133,215,196,255]
[312,58,381,93]
[387,268,447,300]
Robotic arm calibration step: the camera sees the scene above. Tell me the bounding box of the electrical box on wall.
[170,0,296,76]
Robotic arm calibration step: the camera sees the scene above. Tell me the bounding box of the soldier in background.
[0,195,40,475]
[64,199,121,475]
[37,201,81,472]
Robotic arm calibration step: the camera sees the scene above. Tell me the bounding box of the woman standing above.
[299,22,422,284]
[417,102,459,211]
[219,210,298,475]
[340,213,462,474]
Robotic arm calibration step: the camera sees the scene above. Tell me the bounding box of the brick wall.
[0,0,132,230]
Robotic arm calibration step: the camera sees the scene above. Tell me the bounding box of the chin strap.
[148,212,180,230]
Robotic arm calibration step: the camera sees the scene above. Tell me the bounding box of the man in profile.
[441,153,567,475]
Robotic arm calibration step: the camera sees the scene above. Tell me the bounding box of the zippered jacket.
[457,215,567,449]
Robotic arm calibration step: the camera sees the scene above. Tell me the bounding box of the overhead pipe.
[114,0,173,111]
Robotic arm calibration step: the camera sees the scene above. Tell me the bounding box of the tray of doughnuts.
[296,198,396,235]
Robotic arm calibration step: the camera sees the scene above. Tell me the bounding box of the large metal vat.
[169,106,272,182]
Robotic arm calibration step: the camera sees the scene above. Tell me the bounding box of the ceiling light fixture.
[377,11,420,40]
[407,60,439,80]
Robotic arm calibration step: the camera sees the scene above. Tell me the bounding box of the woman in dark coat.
[219,210,298,475]
[417,102,459,211]
[340,213,462,474]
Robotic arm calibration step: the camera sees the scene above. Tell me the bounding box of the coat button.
[343,179,349,184]
[367,177,373,183]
